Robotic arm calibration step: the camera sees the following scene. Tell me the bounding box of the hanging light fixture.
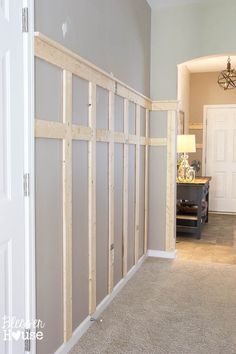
[217,57,236,90]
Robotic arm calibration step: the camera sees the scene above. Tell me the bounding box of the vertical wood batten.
[108,91,115,293]
[122,99,129,276]
[135,105,140,264]
[88,82,97,313]
[166,110,177,252]
[144,109,149,254]
[62,70,73,341]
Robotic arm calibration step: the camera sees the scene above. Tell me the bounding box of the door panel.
[206,106,236,212]
[0,0,26,353]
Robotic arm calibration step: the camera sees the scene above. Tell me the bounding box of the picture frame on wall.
[177,110,185,134]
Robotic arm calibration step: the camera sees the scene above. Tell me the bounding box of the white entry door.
[205,106,236,213]
[0,1,28,353]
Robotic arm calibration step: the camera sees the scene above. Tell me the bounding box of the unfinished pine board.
[35,139,63,354]
[35,119,67,139]
[96,129,112,142]
[123,99,129,277]
[72,125,93,141]
[116,83,151,109]
[62,70,73,341]
[135,105,140,264]
[72,141,89,331]
[35,33,151,110]
[152,100,178,111]
[114,143,123,286]
[88,82,97,314]
[166,110,177,252]
[108,91,115,294]
[72,75,89,126]
[144,109,149,254]
[35,58,63,122]
[96,142,109,305]
[114,132,125,144]
[149,138,167,146]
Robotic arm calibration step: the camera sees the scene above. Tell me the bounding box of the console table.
[176,177,211,239]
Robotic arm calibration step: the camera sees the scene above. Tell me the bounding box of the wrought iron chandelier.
[217,57,236,90]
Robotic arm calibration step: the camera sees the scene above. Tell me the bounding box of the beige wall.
[189,72,236,174]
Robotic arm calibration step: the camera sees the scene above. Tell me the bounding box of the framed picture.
[177,110,184,134]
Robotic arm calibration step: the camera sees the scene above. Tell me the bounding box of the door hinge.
[23,173,30,197]
[22,7,29,33]
[24,329,31,352]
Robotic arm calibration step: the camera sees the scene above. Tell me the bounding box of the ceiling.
[146,0,204,9]
[182,55,236,73]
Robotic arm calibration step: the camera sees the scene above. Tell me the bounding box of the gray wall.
[35,0,151,96]
[148,111,168,251]
[35,1,150,351]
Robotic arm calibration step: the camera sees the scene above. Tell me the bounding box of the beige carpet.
[70,257,236,354]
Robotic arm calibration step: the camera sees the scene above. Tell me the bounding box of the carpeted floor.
[70,257,236,354]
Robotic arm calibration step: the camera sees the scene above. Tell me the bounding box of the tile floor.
[176,213,236,264]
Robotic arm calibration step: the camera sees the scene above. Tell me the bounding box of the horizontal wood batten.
[148,138,167,146]
[35,119,67,139]
[35,32,152,109]
[152,100,179,111]
[72,125,93,140]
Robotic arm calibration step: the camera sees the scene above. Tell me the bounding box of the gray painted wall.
[35,139,63,354]
[96,142,109,305]
[35,3,150,351]
[114,144,124,286]
[72,141,89,330]
[35,0,151,96]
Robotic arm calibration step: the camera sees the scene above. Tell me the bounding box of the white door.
[0,1,27,352]
[205,106,236,213]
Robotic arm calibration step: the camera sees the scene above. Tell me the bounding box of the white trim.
[147,249,176,259]
[23,1,35,353]
[55,254,147,354]
[203,104,236,175]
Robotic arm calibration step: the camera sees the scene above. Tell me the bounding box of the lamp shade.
[177,134,196,153]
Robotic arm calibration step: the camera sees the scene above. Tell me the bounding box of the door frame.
[22,0,35,353]
[202,104,236,176]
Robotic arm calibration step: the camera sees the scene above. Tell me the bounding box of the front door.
[205,105,236,213]
[0,1,27,352]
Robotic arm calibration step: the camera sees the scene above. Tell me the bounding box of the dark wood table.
[176,177,211,239]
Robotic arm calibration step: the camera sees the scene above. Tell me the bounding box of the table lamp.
[177,134,196,182]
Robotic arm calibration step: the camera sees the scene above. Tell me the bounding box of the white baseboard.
[55,253,147,354]
[147,249,176,259]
